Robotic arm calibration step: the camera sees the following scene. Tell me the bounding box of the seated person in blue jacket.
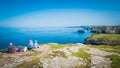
[27,40,34,50]
[17,45,22,52]
[8,42,15,53]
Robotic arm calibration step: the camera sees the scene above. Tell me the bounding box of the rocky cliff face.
[85,34,120,46]
[90,26,120,34]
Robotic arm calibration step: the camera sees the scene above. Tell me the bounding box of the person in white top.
[23,47,27,52]
[34,40,40,48]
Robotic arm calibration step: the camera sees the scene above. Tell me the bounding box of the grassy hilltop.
[85,34,120,45]
[0,43,120,68]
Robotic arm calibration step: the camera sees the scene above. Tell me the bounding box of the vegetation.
[0,52,3,59]
[86,34,120,45]
[106,55,120,68]
[90,26,120,34]
[16,58,43,68]
[39,44,45,46]
[88,45,120,54]
[50,44,66,49]
[0,43,120,68]
[88,34,120,42]
[88,45,120,49]
[71,48,90,59]
[71,47,91,68]
[50,43,77,49]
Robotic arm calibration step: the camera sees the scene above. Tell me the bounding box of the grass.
[88,34,120,42]
[71,48,91,59]
[43,54,51,59]
[50,44,66,49]
[71,48,91,68]
[88,45,120,54]
[100,49,120,54]
[16,58,43,68]
[88,45,120,49]
[106,55,120,68]
[0,52,3,59]
[50,43,78,49]
[39,44,45,46]
[28,50,41,56]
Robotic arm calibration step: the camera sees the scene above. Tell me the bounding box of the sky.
[0,0,120,27]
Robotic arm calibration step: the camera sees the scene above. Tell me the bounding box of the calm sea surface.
[0,27,93,49]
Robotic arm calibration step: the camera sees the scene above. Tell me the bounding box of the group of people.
[2,40,40,53]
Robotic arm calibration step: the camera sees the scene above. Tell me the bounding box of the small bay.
[0,27,93,49]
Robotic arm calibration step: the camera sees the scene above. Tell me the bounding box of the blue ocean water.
[0,27,93,49]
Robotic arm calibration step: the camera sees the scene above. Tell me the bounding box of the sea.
[0,27,93,49]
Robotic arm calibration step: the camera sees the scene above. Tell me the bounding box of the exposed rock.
[69,46,80,52]
[78,30,85,33]
[49,43,58,45]
[90,26,120,34]
[34,45,51,52]
[42,56,86,68]
[0,44,119,68]
[85,48,116,56]
[56,47,72,56]
[90,56,111,68]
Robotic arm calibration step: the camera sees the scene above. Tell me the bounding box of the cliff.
[0,43,120,68]
[85,34,120,46]
[90,26,120,34]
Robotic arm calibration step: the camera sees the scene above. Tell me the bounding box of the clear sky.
[0,0,120,27]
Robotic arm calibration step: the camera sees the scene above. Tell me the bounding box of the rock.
[85,48,114,56]
[69,46,81,52]
[78,30,85,33]
[90,56,111,68]
[85,39,104,45]
[76,43,86,46]
[49,43,58,45]
[42,56,86,68]
[57,47,72,56]
[34,45,51,52]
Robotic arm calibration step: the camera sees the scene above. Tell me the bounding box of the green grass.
[39,44,45,46]
[71,48,91,59]
[50,44,66,49]
[100,49,120,54]
[71,48,91,68]
[50,44,78,49]
[88,45,120,54]
[0,52,3,59]
[43,54,51,59]
[88,45,120,49]
[88,34,120,42]
[106,55,120,68]
[16,58,43,68]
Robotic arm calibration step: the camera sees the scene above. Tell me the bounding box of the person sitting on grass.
[17,45,22,52]
[34,40,40,48]
[23,47,27,52]
[8,42,15,53]
[27,40,33,50]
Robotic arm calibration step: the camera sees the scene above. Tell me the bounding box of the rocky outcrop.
[90,56,111,68]
[85,38,104,45]
[90,26,120,34]
[0,43,120,68]
[85,48,116,56]
[78,30,85,33]
[85,38,120,45]
[41,56,86,68]
[85,34,120,45]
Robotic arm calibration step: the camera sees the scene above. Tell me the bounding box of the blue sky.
[0,0,120,27]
